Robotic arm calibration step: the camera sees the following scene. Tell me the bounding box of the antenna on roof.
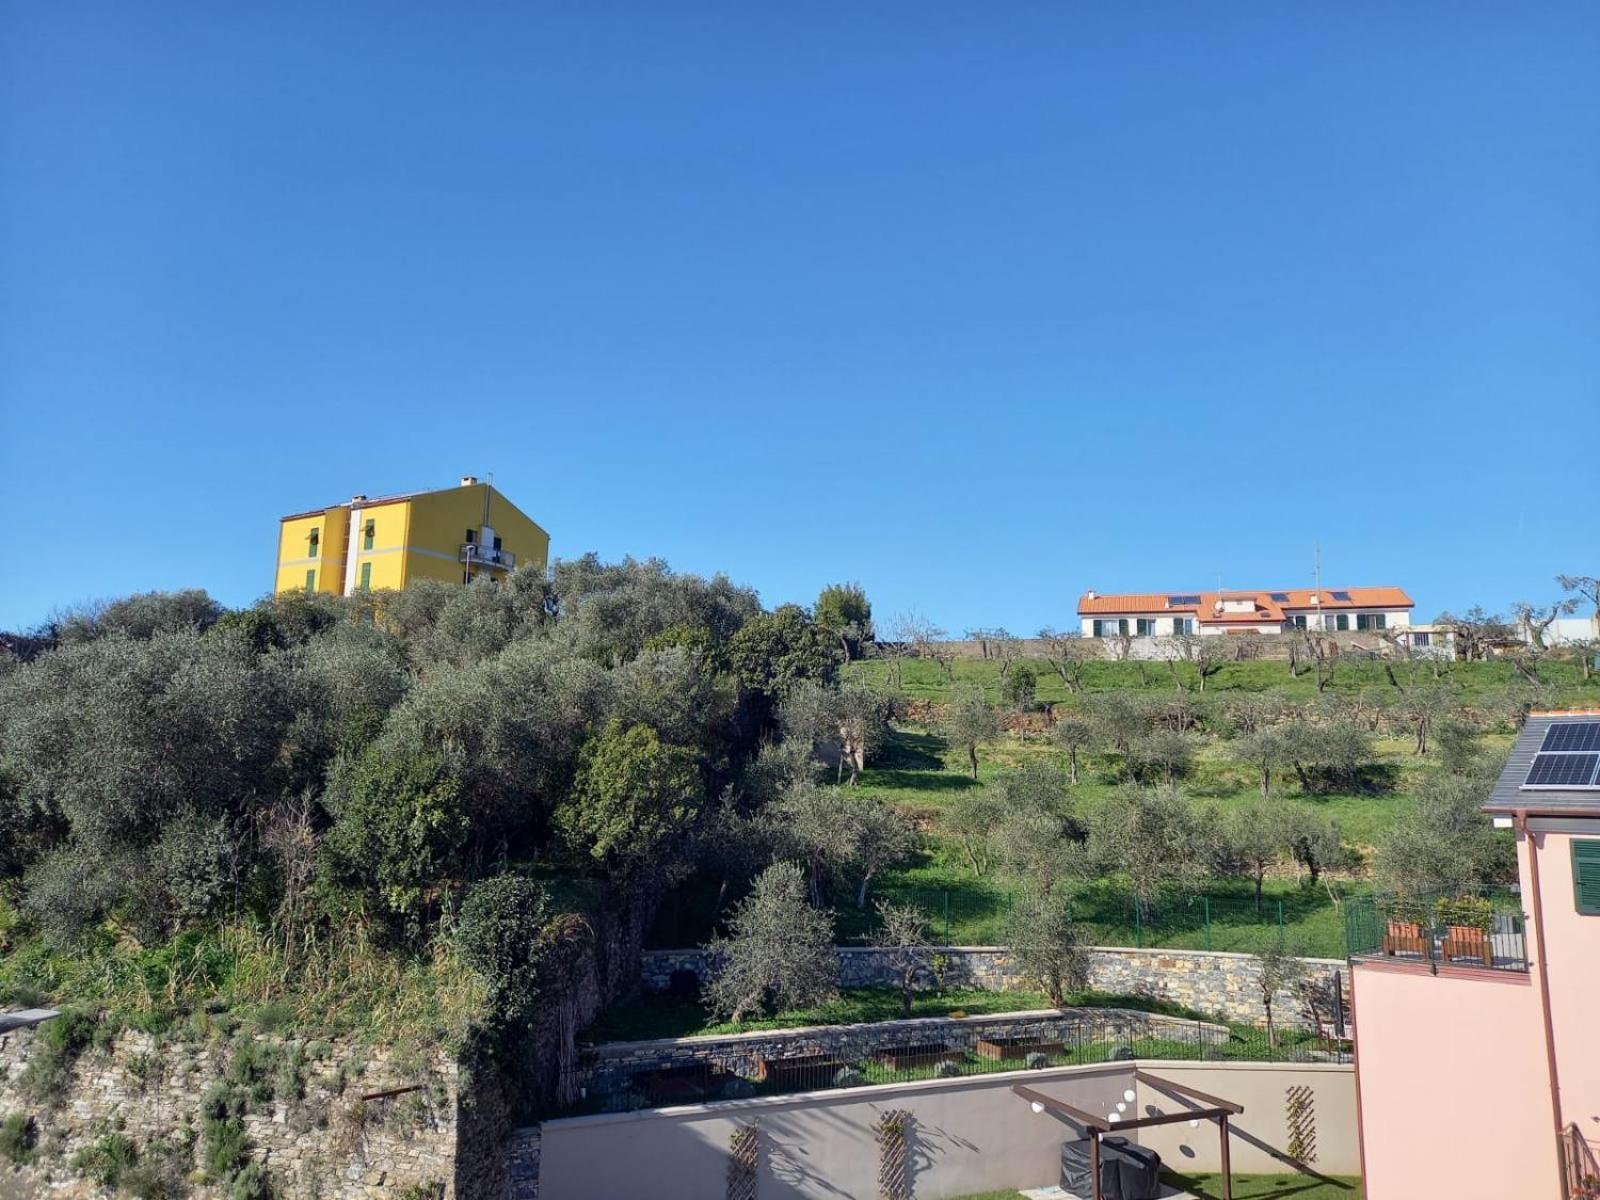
[1314,542,1322,615]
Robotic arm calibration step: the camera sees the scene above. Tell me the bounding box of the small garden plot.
[874,1042,953,1070]
[975,1035,1064,1062]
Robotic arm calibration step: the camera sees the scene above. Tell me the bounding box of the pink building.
[1349,711,1600,1200]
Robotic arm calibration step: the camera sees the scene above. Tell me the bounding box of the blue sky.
[2,2,1596,633]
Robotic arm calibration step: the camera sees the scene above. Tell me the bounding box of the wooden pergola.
[1011,1070,1245,1200]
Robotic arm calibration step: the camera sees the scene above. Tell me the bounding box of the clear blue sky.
[3,3,1597,633]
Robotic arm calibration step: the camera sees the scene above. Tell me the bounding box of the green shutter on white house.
[1574,840,1600,915]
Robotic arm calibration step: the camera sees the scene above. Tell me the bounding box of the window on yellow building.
[359,562,372,591]
[304,569,316,593]
[308,529,319,557]
[363,520,375,551]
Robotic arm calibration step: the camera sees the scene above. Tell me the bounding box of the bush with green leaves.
[72,1132,138,1187]
[456,873,551,1020]
[20,1009,96,1104]
[555,720,704,869]
[324,749,469,918]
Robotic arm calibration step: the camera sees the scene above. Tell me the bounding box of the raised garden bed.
[755,1053,848,1087]
[873,1042,953,1070]
[974,1035,1064,1062]
[632,1063,728,1103]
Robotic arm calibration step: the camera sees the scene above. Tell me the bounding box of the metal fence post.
[943,890,951,944]
[1204,896,1212,951]
[1136,903,1143,949]
[1277,900,1285,937]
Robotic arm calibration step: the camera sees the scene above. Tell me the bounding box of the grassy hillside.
[653,656,1594,958]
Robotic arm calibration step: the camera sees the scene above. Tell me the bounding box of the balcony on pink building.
[1343,889,1528,975]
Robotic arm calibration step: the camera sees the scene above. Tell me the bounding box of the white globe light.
[1031,1101,1045,1115]
[1116,1102,1127,1113]
[1123,1089,1136,1103]
[1107,1113,1120,1123]
[1189,1119,1200,1128]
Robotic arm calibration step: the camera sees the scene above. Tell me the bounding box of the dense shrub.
[456,874,551,1019]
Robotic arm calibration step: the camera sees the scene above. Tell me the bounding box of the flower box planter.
[1442,923,1494,967]
[873,1043,953,1070]
[975,1036,1064,1062]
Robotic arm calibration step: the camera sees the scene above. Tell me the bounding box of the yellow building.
[275,476,550,596]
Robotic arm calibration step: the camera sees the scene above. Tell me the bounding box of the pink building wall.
[1527,823,1600,1168]
[1352,962,1559,1200]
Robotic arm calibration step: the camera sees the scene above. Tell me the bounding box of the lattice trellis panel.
[1285,1085,1317,1164]
[727,1120,759,1200]
[876,1109,913,1200]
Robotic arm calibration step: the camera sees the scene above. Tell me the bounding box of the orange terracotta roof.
[1078,586,1413,615]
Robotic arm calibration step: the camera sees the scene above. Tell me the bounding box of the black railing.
[549,1010,1350,1119]
[1344,891,1528,974]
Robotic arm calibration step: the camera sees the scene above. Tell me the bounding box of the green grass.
[586,985,1241,1043]
[586,985,1060,1041]
[952,1173,1362,1200]
[652,654,1595,958]
[1161,1172,1363,1199]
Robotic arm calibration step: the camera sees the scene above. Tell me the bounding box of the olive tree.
[945,684,1001,778]
[870,899,933,1016]
[1008,893,1086,1009]
[1089,785,1208,920]
[704,862,838,1024]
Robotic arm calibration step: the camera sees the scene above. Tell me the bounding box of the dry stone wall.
[641,945,1347,1027]
[0,1021,460,1199]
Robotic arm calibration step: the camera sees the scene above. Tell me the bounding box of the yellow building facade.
[274,476,550,596]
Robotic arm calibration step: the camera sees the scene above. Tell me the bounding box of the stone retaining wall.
[0,1019,460,1199]
[578,1007,1227,1102]
[640,945,1346,1027]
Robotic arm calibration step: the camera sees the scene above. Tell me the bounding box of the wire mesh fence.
[552,1009,1351,1119]
[651,885,1345,957]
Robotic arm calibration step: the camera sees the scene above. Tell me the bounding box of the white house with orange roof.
[1077,586,1415,639]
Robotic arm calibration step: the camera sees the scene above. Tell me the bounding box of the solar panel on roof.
[1167,594,1200,605]
[1540,722,1600,753]
[1523,753,1600,789]
[1331,590,1352,601]
[1269,592,1290,602]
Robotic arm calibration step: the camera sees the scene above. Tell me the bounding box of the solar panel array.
[1269,592,1290,602]
[1167,594,1201,606]
[1330,590,1352,601]
[1522,722,1600,790]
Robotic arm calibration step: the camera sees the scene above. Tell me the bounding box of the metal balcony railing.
[459,544,515,569]
[1344,891,1528,974]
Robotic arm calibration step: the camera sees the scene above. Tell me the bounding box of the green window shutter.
[359,562,372,592]
[1574,840,1600,915]
[304,569,316,593]
[363,520,375,551]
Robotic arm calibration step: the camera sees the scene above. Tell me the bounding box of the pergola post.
[1220,1113,1232,1200]
[1089,1131,1102,1200]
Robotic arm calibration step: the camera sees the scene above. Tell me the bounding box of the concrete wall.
[540,1063,1136,1200]
[641,945,1347,1028]
[1351,961,1557,1200]
[539,1060,1357,1200]
[1134,1062,1358,1176]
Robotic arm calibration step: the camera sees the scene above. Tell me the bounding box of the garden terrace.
[554,1007,1351,1118]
